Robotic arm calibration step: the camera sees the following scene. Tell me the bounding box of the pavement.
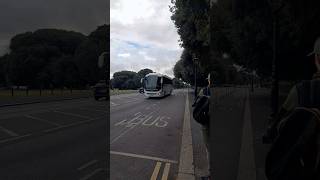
[0,97,107,180]
[249,88,272,180]
[208,87,272,180]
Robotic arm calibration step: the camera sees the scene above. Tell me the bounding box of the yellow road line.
[161,163,171,180]
[150,162,162,180]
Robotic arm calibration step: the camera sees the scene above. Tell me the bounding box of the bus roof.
[145,73,172,80]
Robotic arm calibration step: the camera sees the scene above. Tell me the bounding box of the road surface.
[110,89,187,180]
[0,98,107,180]
[0,89,196,180]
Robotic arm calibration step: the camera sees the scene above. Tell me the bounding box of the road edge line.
[177,89,195,180]
[237,88,256,180]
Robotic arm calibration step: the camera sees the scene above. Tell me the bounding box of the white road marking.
[126,114,148,127]
[0,133,32,144]
[77,160,98,171]
[53,110,91,119]
[110,101,118,106]
[155,116,169,128]
[161,163,171,180]
[79,168,104,180]
[25,114,60,126]
[141,116,157,126]
[110,151,178,164]
[177,89,195,180]
[111,110,158,142]
[110,126,135,144]
[114,114,142,127]
[114,114,170,128]
[150,162,162,180]
[114,119,128,126]
[43,119,94,133]
[0,125,19,137]
[43,115,104,133]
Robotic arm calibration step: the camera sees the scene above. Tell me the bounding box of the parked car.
[93,80,107,100]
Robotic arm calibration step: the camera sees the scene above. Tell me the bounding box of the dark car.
[93,80,107,100]
[139,87,144,93]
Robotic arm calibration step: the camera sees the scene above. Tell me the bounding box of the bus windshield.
[144,75,161,91]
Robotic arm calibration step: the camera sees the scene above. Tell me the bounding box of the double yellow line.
[150,162,171,180]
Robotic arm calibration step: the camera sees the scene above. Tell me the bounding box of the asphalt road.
[0,98,107,180]
[110,89,187,180]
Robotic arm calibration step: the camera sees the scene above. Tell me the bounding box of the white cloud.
[117,53,131,58]
[110,0,183,78]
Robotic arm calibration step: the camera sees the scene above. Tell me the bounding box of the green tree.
[137,68,153,78]
[0,54,8,87]
[2,25,109,89]
[113,71,139,90]
[5,29,86,88]
[74,25,109,86]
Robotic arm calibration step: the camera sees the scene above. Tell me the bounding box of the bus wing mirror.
[161,78,163,84]
[140,78,143,84]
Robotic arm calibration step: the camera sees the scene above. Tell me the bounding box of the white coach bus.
[140,73,173,97]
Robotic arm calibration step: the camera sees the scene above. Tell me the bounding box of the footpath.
[189,87,237,179]
[189,87,272,180]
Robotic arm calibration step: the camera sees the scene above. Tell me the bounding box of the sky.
[110,0,183,78]
[0,0,109,55]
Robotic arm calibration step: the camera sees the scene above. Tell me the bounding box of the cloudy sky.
[110,0,183,78]
[0,0,108,55]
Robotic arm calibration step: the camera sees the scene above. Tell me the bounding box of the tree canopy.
[111,68,154,90]
[171,0,320,84]
[0,24,109,88]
